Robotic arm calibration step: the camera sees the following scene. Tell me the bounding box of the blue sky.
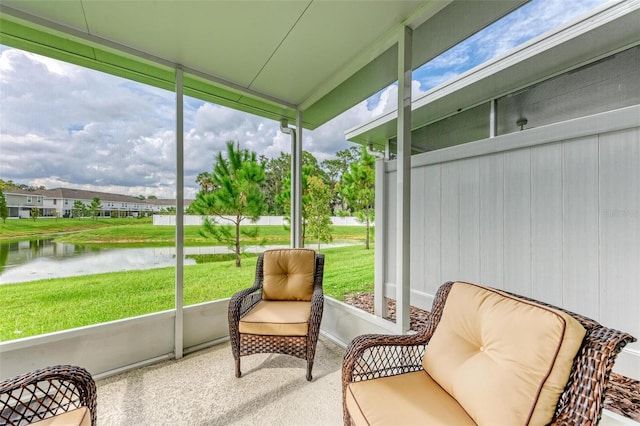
[0,0,608,199]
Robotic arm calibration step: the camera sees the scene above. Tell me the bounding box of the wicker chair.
[0,365,97,426]
[342,281,637,425]
[228,248,325,381]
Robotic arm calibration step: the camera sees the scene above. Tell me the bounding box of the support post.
[396,26,412,334]
[174,66,184,359]
[280,115,303,248]
[374,158,387,318]
[294,110,303,248]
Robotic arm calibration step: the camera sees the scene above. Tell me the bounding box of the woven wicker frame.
[342,281,637,425]
[0,365,97,426]
[229,251,325,381]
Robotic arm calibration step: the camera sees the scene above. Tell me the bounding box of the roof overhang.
[346,0,640,147]
[0,0,528,130]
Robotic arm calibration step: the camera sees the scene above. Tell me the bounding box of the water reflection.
[0,239,269,285]
[0,239,190,284]
[0,239,99,268]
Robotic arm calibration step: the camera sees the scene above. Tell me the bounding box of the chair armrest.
[228,254,265,323]
[0,365,96,426]
[342,282,455,424]
[341,332,434,425]
[228,283,263,321]
[343,281,454,385]
[228,275,264,361]
[307,278,325,346]
[342,332,433,385]
[502,285,637,425]
[311,253,325,317]
[551,326,636,425]
[310,281,324,318]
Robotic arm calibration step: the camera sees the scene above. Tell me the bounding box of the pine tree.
[340,146,375,249]
[190,141,266,267]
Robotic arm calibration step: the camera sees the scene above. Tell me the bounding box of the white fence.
[377,105,640,380]
[153,215,369,227]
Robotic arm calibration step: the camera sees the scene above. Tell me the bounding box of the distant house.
[38,188,147,218]
[3,189,43,218]
[2,187,192,219]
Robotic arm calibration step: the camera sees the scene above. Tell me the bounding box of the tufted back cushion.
[262,249,316,301]
[422,282,586,426]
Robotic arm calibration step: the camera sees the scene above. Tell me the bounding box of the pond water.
[0,239,267,285]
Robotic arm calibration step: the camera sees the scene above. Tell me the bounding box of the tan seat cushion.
[29,407,91,426]
[239,300,311,336]
[346,370,476,426]
[423,281,586,426]
[262,249,316,301]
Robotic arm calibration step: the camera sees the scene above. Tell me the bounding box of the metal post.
[490,98,498,137]
[396,26,412,334]
[374,158,387,318]
[294,110,303,248]
[174,66,184,359]
[280,117,302,248]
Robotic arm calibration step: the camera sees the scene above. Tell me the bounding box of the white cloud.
[0,0,608,198]
[412,0,608,91]
[0,49,201,198]
[367,81,423,117]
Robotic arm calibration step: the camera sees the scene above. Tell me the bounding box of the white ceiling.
[0,0,528,129]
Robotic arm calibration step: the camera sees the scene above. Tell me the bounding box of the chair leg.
[235,359,241,378]
[306,361,313,381]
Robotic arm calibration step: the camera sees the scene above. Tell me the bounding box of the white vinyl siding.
[377,106,640,376]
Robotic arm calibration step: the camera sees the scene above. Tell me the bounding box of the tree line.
[189,141,376,266]
[0,143,377,267]
[0,180,45,192]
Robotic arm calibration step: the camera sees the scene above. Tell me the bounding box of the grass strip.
[1,218,373,246]
[0,244,373,341]
[54,224,371,246]
[0,218,150,241]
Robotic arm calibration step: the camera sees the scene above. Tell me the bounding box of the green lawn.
[54,224,371,246]
[0,217,150,241]
[0,244,374,341]
[0,218,373,246]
